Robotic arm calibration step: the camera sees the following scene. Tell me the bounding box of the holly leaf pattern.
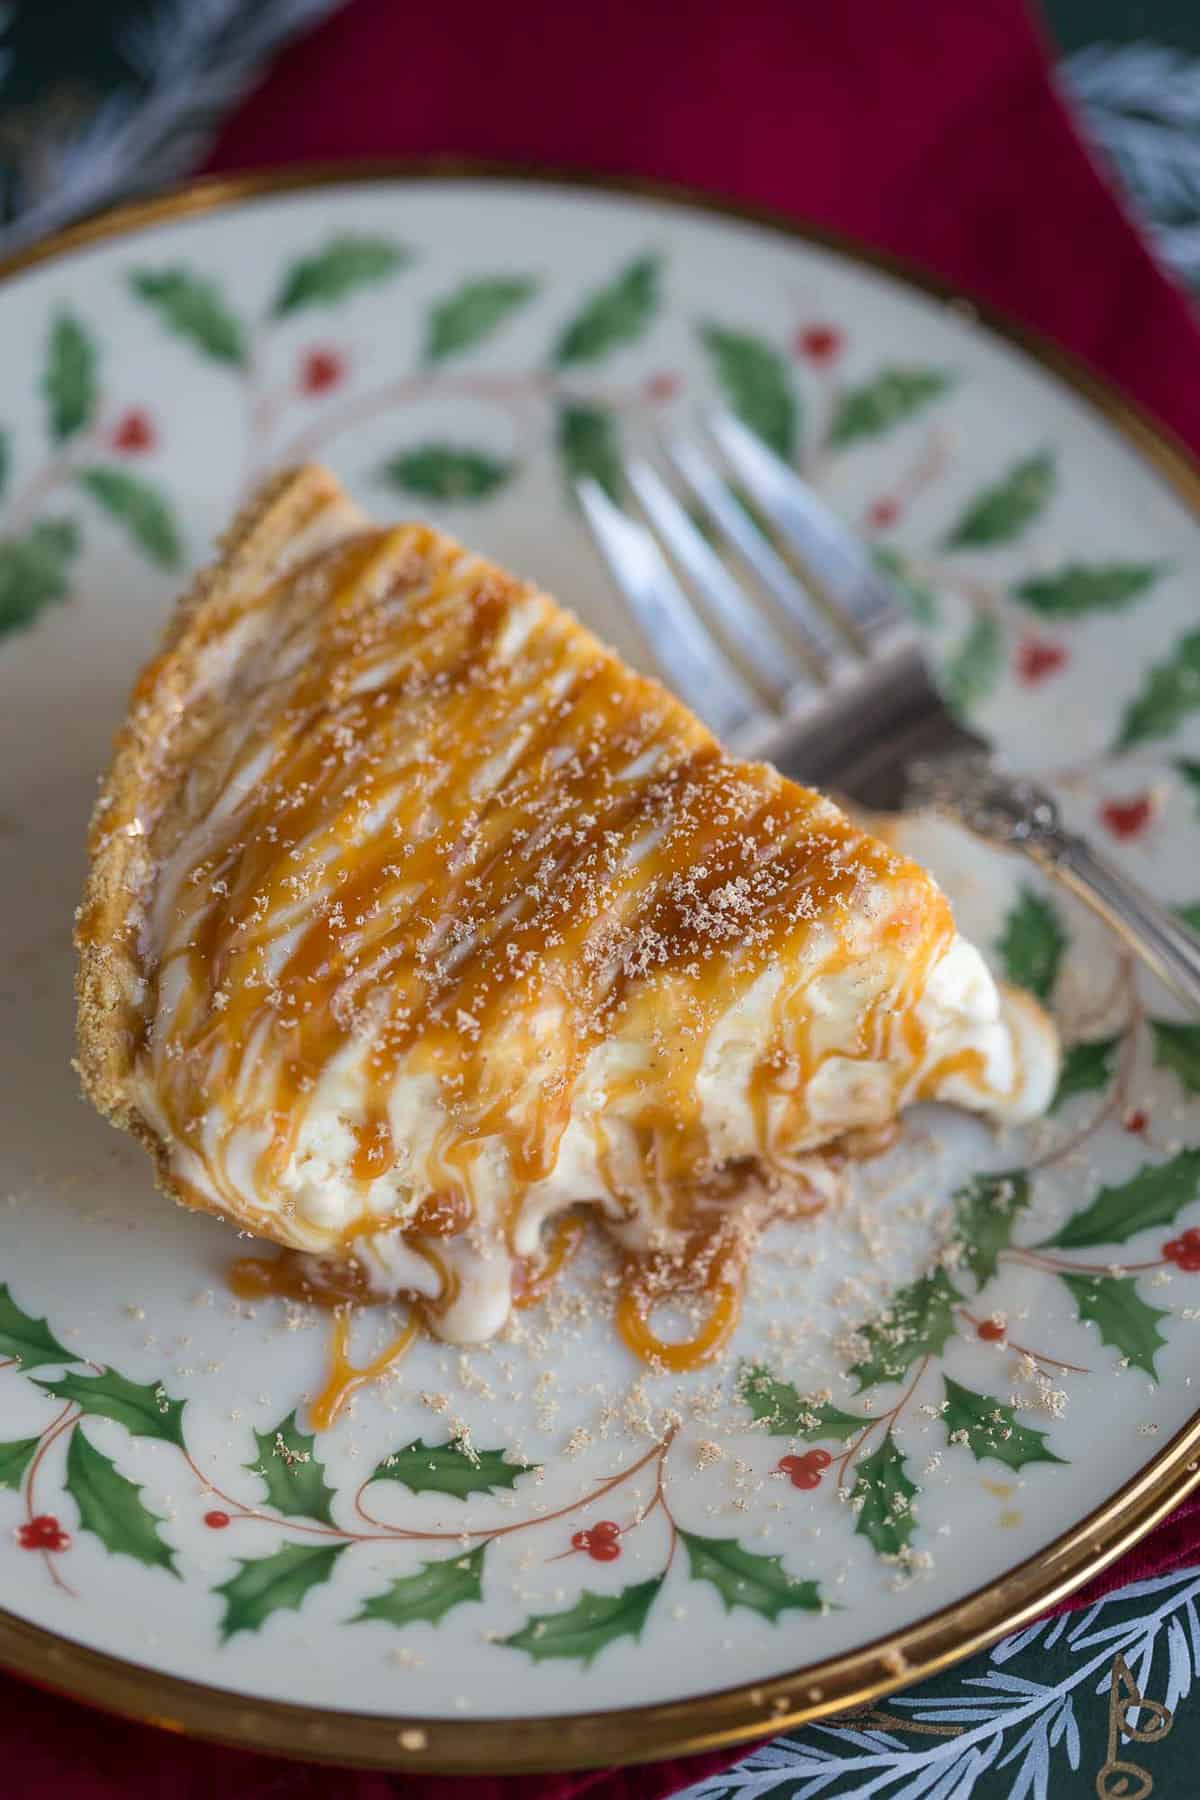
[952,1170,1031,1287]
[0,1281,72,1370]
[848,1267,962,1391]
[829,367,951,448]
[65,1426,177,1575]
[354,1543,486,1629]
[271,235,409,316]
[34,1367,186,1447]
[942,1376,1065,1470]
[0,517,81,641]
[1175,759,1200,816]
[43,312,97,443]
[1051,1037,1122,1113]
[215,1541,348,1641]
[130,268,247,367]
[1013,561,1162,617]
[699,323,796,458]
[943,614,1001,718]
[245,1411,337,1524]
[872,546,938,625]
[378,445,513,501]
[78,467,182,568]
[677,1531,823,1621]
[1060,1273,1169,1380]
[1116,629,1200,750]
[1043,1148,1200,1250]
[558,401,622,502]
[0,1436,39,1490]
[369,1437,532,1499]
[851,1431,917,1557]
[1151,1019,1200,1093]
[425,276,537,361]
[944,451,1056,549]
[502,1577,662,1666]
[737,1365,865,1440]
[553,255,659,366]
[995,886,1065,1001]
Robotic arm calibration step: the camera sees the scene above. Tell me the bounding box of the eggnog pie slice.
[76,465,1058,1351]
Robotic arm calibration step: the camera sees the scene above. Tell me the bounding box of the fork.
[576,407,1200,1016]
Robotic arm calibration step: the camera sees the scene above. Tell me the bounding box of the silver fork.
[577,407,1200,1016]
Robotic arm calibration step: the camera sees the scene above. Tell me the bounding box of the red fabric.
[15,0,1200,1793]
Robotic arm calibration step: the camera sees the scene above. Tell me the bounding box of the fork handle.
[911,754,1200,1017]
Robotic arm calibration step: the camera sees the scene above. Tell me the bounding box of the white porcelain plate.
[3,169,1200,1773]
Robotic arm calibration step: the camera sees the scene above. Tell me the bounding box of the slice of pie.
[76,466,1058,1351]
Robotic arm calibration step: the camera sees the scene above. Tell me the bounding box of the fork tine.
[625,456,806,704]
[707,408,904,645]
[575,478,761,743]
[664,431,846,670]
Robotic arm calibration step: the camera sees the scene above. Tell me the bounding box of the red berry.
[645,372,681,403]
[570,1529,590,1551]
[1165,1229,1200,1270]
[204,1510,231,1529]
[867,497,899,531]
[978,1318,1007,1342]
[1124,1110,1148,1135]
[112,409,154,454]
[588,1539,621,1561]
[1016,638,1067,685]
[300,349,345,394]
[1101,794,1152,840]
[590,1520,620,1541]
[808,1449,832,1470]
[795,325,842,364]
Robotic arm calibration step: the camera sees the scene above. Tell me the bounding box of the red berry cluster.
[794,325,842,365]
[570,1520,621,1561]
[18,1514,70,1552]
[866,497,899,531]
[301,348,345,394]
[777,1449,832,1489]
[112,409,155,454]
[1016,638,1067,685]
[1165,1229,1200,1272]
[977,1318,1007,1343]
[1101,794,1152,841]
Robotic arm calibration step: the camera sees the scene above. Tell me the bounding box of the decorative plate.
[2,167,1200,1775]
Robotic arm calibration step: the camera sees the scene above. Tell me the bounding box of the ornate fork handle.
[910,753,1200,1017]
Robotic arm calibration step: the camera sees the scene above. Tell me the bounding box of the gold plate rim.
[2,156,1199,1775]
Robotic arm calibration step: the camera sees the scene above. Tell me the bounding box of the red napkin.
[12,0,1200,1793]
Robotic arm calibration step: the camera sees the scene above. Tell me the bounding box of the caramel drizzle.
[140,524,955,1334]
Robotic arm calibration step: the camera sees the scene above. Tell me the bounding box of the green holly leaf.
[1013,561,1162,617]
[995,885,1065,1002]
[502,1576,662,1666]
[698,323,796,459]
[0,1282,73,1370]
[215,1540,348,1641]
[0,1436,39,1490]
[952,1170,1031,1287]
[829,367,951,449]
[353,1542,486,1629]
[942,615,1001,718]
[558,401,622,503]
[1050,1037,1121,1113]
[944,451,1056,549]
[43,312,97,443]
[848,1267,962,1391]
[737,1365,865,1440]
[1060,1272,1168,1380]
[1176,901,1200,934]
[1175,759,1200,816]
[1151,1019,1200,1093]
[65,1426,177,1575]
[425,276,537,362]
[1043,1148,1200,1251]
[271,235,409,317]
[34,1367,186,1447]
[244,1411,337,1524]
[851,1431,917,1557]
[871,546,938,625]
[553,255,659,366]
[77,467,182,568]
[941,1376,1064,1470]
[369,1436,531,1499]
[130,268,247,367]
[677,1531,823,1620]
[0,517,81,642]
[377,444,512,502]
[1116,630,1200,750]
